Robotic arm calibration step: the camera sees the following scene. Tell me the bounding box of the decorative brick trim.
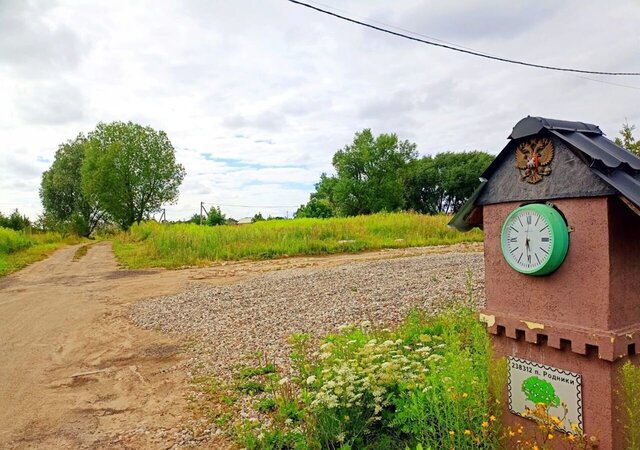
[481,311,640,361]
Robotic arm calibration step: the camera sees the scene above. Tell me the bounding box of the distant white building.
[237,217,253,225]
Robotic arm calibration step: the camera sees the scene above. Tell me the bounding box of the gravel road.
[131,251,485,378]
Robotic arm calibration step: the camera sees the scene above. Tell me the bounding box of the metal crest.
[515,138,554,184]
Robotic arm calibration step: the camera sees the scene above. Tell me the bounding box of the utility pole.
[159,209,166,223]
[200,202,207,225]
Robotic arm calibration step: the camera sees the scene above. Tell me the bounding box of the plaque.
[508,356,583,433]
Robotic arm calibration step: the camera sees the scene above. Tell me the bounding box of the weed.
[621,360,640,450]
[112,212,483,268]
[237,380,266,395]
[257,398,277,413]
[73,244,90,261]
[237,363,277,380]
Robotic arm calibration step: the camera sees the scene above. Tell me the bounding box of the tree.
[404,151,494,214]
[206,206,226,226]
[614,120,640,156]
[252,212,265,223]
[331,129,417,216]
[294,197,334,218]
[0,209,31,231]
[82,122,186,230]
[40,134,104,236]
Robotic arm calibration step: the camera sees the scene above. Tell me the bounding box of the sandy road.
[0,242,203,449]
[0,241,481,449]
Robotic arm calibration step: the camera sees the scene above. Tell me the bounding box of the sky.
[1,0,639,221]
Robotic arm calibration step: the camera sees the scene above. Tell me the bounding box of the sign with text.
[508,356,582,433]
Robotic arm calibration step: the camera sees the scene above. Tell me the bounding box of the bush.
[0,227,32,254]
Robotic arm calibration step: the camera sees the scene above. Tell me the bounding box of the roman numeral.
[526,215,532,224]
[541,237,549,242]
[510,238,517,242]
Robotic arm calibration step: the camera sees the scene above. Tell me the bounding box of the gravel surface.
[131,251,485,378]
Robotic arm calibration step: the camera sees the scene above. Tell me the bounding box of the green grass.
[113,212,483,268]
[0,227,81,276]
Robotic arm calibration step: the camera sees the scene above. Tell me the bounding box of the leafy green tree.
[331,129,417,216]
[82,122,185,230]
[252,212,265,223]
[614,120,640,156]
[405,151,494,214]
[206,206,226,226]
[294,197,334,218]
[40,134,104,236]
[186,213,202,225]
[0,209,31,231]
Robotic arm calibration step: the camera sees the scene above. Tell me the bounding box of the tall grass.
[113,212,483,268]
[0,227,79,276]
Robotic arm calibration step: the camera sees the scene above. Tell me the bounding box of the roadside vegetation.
[112,212,483,268]
[0,227,81,276]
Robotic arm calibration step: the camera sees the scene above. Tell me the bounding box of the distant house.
[237,217,253,225]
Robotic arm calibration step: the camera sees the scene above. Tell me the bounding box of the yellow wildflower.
[449,430,455,436]
[464,429,471,435]
[481,421,489,428]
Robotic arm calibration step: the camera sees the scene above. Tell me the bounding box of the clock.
[500,203,569,276]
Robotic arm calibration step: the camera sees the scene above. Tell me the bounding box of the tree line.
[295,129,494,218]
[40,121,185,236]
[32,121,640,234]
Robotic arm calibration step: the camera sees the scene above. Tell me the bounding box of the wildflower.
[278,377,289,385]
[449,431,455,436]
[567,434,576,442]
[508,430,516,437]
[462,392,468,398]
[464,429,471,435]
[285,418,293,425]
[337,432,345,443]
[489,415,496,422]
[481,421,489,428]
[257,433,265,441]
[547,433,554,440]
[306,375,316,385]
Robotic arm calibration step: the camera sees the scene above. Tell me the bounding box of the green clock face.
[500,203,569,276]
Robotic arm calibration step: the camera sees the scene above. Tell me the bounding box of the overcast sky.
[1,0,639,221]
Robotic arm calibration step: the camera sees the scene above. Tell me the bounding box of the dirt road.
[0,241,481,449]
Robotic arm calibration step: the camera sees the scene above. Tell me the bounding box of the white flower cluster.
[307,332,446,420]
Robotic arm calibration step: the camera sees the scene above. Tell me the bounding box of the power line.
[203,202,300,208]
[574,75,640,91]
[303,0,496,57]
[288,0,640,76]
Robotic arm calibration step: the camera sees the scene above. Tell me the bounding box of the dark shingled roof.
[450,116,640,231]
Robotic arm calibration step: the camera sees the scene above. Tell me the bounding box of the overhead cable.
[288,0,640,76]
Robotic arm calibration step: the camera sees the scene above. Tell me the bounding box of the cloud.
[1,0,639,223]
[0,1,85,78]
[222,111,288,132]
[16,81,85,125]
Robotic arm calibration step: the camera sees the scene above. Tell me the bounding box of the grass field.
[0,227,81,276]
[113,212,483,269]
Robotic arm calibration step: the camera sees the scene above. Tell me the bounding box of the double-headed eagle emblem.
[515,138,554,184]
